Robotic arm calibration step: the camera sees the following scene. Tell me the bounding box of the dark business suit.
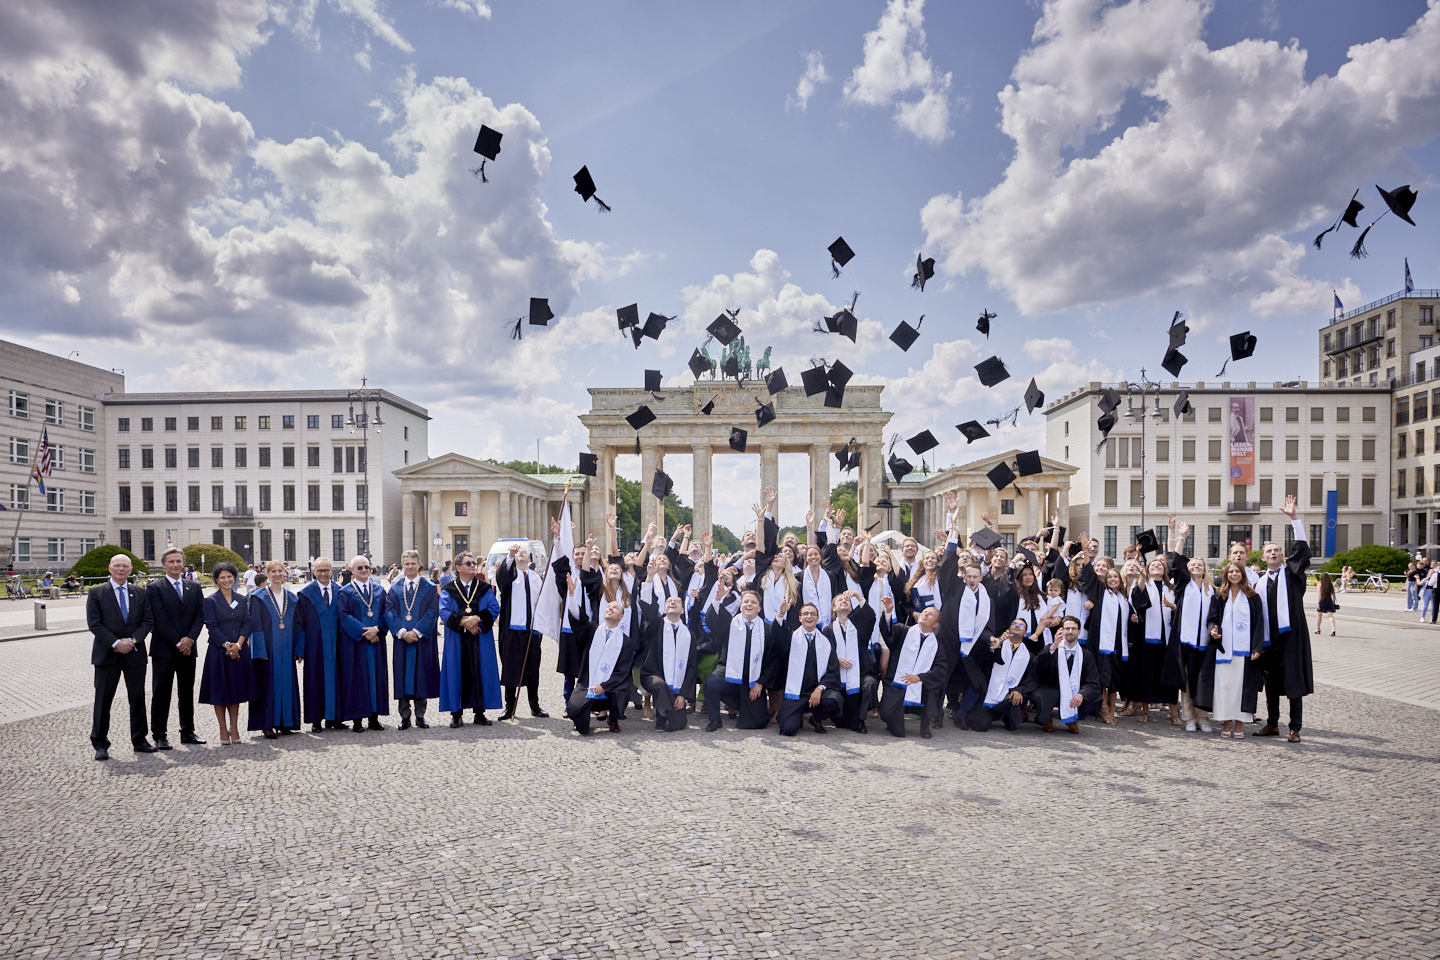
[146,576,205,740]
[87,580,154,751]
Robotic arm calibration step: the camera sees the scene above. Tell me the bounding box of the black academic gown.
[1259,539,1316,701]
[1161,552,1209,700]
[1127,581,1177,705]
[566,620,637,734]
[1196,592,1265,715]
[822,618,879,731]
[877,624,951,737]
[967,639,1038,732]
[983,568,1019,637]
[495,558,544,687]
[703,610,784,729]
[768,629,843,734]
[1029,643,1102,724]
[640,616,699,731]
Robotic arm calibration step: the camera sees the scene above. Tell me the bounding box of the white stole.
[1261,567,1291,643]
[1143,581,1171,643]
[984,641,1031,707]
[1064,586,1089,640]
[1179,580,1210,647]
[892,625,938,706]
[685,569,706,613]
[1098,590,1130,660]
[955,585,991,654]
[784,629,831,700]
[1216,592,1251,663]
[508,568,538,630]
[585,625,625,699]
[832,619,861,694]
[1057,643,1084,723]
[761,574,786,621]
[724,615,766,685]
[661,619,691,693]
[802,567,833,627]
[867,576,894,650]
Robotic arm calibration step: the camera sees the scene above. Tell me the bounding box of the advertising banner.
[1229,396,1255,487]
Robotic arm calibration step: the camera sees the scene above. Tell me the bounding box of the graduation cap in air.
[630,325,645,349]
[801,365,829,396]
[987,461,1017,491]
[729,427,748,453]
[956,420,990,443]
[1161,347,1187,378]
[470,125,502,182]
[823,309,859,343]
[1216,331,1256,377]
[828,237,855,278]
[886,437,913,483]
[1351,184,1418,259]
[1015,450,1043,477]
[845,446,861,472]
[977,309,996,338]
[1098,387,1122,415]
[755,401,777,428]
[530,298,553,327]
[835,439,859,473]
[651,469,673,500]
[578,452,597,477]
[1174,390,1192,416]
[573,166,611,212]
[1313,189,1365,249]
[707,313,742,346]
[912,254,935,292]
[626,405,656,431]
[828,359,852,389]
[1135,529,1160,556]
[1024,378,1045,414]
[699,395,717,416]
[971,527,1002,553]
[908,430,939,456]
[617,304,639,330]
[642,312,669,341]
[688,350,710,380]
[975,356,1010,388]
[1168,311,1188,350]
[874,498,897,510]
[889,315,923,352]
[823,383,845,409]
[1097,410,1117,447]
[644,369,663,394]
[765,367,788,395]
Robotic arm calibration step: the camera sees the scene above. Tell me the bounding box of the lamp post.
[346,379,385,560]
[1122,368,1165,545]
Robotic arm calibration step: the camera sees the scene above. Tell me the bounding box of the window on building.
[308,446,320,468]
[357,528,370,556]
[1155,478,1169,507]
[1336,438,1350,461]
[1310,438,1324,461]
[454,501,469,517]
[209,416,222,430]
[1310,476,1324,507]
[283,529,297,563]
[234,446,247,468]
[1323,333,1332,351]
[79,489,95,515]
[1423,336,1434,349]
[283,415,295,429]
[116,485,129,512]
[44,399,62,425]
[282,446,295,468]
[1423,305,1435,323]
[1336,477,1350,507]
[1182,478,1195,508]
[46,488,64,513]
[188,485,200,512]
[259,484,271,512]
[1363,406,1376,422]
[1000,499,1015,515]
[1259,439,1273,461]
[211,485,224,511]
[116,417,129,432]
[1420,429,1427,456]
[403,450,409,464]
[283,484,296,511]
[234,485,247,509]
[1399,468,1408,498]
[1285,407,1299,422]
[9,437,29,465]
[1208,407,1222,423]
[211,447,223,468]
[333,447,343,473]
[79,406,94,431]
[1208,439,1221,462]
[307,415,319,429]
[187,416,199,431]
[164,447,176,469]
[1259,477,1273,506]
[1208,478,1221,507]
[331,415,344,429]
[1399,433,1408,458]
[234,416,246,430]
[332,484,345,510]
[7,391,30,421]
[1420,363,1430,384]
[140,447,153,469]
[141,530,155,562]
[1309,407,1323,423]
[1104,527,1117,558]
[164,417,176,432]
[141,486,154,512]
[1207,525,1221,559]
[1155,440,1169,462]
[258,446,271,468]
[1285,477,1298,502]
[356,484,368,512]
[1285,439,1299,461]
[1259,407,1273,422]
[1418,393,1431,420]
[1182,439,1196,462]
[140,418,153,432]
[117,447,129,469]
[404,426,409,440]
[260,528,272,562]
[1362,477,1375,507]
[332,529,345,559]
[345,447,356,473]
[258,416,271,430]
[1360,523,1374,546]
[1418,466,1427,497]
[1336,356,1349,378]
[307,484,320,511]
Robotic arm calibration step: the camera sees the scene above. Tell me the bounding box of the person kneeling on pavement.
[967,618,1040,732]
[1030,615,1101,733]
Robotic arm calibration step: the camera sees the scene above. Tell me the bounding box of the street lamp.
[346,378,385,560]
[1122,367,1165,542]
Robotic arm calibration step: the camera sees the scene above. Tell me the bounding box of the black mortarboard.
[1168,312,1189,350]
[874,498,897,510]
[578,452,597,477]
[956,420,990,443]
[644,369,663,393]
[1017,545,1040,568]
[729,427,748,453]
[688,350,710,380]
[888,453,913,483]
[631,325,645,348]
[1098,387,1122,414]
[987,461,1017,491]
[617,304,639,330]
[846,447,861,471]
[907,430,939,455]
[889,318,921,351]
[824,309,859,342]
[529,298,554,326]
[1161,347,1187,378]
[912,255,935,292]
[1024,378,1045,414]
[707,314,742,346]
[1015,450,1042,476]
[1229,331,1256,361]
[1097,410,1117,438]
[975,356,1010,387]
[977,310,995,338]
[651,469,673,500]
[473,125,502,161]
[626,405,656,431]
[1174,391,1192,416]
[1378,184,1418,226]
[801,366,828,397]
[765,367,788,395]
[971,527,1002,551]
[1135,529,1159,555]
[824,384,844,408]
[699,396,716,416]
[572,166,610,211]
[722,354,740,379]
[827,359,852,389]
[755,402,776,428]
[642,312,668,341]
[828,237,855,277]
[1314,189,1365,249]
[835,445,851,470]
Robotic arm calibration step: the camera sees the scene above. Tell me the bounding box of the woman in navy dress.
[200,561,257,745]
[248,559,306,738]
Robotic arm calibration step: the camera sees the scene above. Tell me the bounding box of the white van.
[485,539,548,580]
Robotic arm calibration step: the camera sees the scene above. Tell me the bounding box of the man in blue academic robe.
[337,554,389,732]
[438,552,503,726]
[300,558,344,731]
[384,550,441,729]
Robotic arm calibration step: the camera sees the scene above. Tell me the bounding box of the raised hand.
[752,502,765,519]
[646,521,658,537]
[765,486,777,505]
[702,531,713,545]
[835,508,846,526]
[551,516,561,536]
[606,513,618,529]
[944,489,958,510]
[1279,493,1298,520]
[981,512,993,527]
[806,508,815,526]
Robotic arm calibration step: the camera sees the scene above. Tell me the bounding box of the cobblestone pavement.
[2,628,1438,960]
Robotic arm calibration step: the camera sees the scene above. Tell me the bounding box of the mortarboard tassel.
[1349,224,1373,260]
[635,436,641,456]
[509,316,524,340]
[1215,358,1229,378]
[1312,223,1336,249]
[469,160,488,183]
[593,196,611,213]
[831,258,841,279]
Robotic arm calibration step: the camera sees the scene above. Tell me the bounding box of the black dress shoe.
[94,747,109,761]
[263,730,278,740]
[135,740,158,753]
[310,722,322,733]
[473,713,492,726]
[326,721,344,730]
[810,716,828,734]
[921,728,933,739]
[705,719,722,732]
[608,719,621,733]
[352,720,365,733]
[368,717,385,731]
[530,706,550,719]
[154,737,173,750]
[449,715,464,728]
[181,733,206,745]
[398,718,412,730]
[415,718,430,729]
[498,708,516,721]
[278,728,296,736]
[856,720,868,734]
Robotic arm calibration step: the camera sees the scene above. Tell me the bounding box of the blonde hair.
[264,559,287,574]
[905,550,939,593]
[764,562,799,605]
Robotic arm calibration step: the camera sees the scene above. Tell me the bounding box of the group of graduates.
[85,489,1317,757]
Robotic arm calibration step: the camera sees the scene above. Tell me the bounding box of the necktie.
[175,579,183,601]
[744,622,754,680]
[1066,652,1075,673]
[117,585,128,621]
[1268,573,1279,634]
[324,586,330,606]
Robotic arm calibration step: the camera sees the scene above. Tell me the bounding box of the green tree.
[1320,544,1411,577]
[829,480,858,528]
[485,459,572,475]
[182,542,246,574]
[69,545,149,580]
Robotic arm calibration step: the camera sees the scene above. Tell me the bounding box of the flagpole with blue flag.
[1334,290,1343,322]
[1406,258,1414,295]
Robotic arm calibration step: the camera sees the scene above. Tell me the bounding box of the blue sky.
[2,0,1437,532]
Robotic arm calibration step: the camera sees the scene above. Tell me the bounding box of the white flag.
[532,497,573,641]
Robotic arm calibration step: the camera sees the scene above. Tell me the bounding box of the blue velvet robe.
[383,577,441,700]
[299,581,342,723]
[248,586,305,731]
[337,580,389,719]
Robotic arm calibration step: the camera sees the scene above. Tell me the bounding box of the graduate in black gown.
[702,589,786,731]
[878,606,949,739]
[770,603,843,736]
[1162,519,1215,733]
[1255,495,1315,742]
[823,592,881,732]
[1127,556,1178,723]
[640,595,699,732]
[969,618,1039,732]
[438,552,502,727]
[566,599,637,735]
[495,543,549,720]
[1030,615,1101,732]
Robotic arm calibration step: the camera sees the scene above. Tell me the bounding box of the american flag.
[37,427,52,477]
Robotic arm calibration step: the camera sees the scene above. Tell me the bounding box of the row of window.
[116,483,369,513]
[6,392,96,431]
[114,529,370,563]
[1400,513,1438,547]
[1101,476,1376,510]
[1394,389,1440,425]
[7,485,96,513]
[1323,305,1433,352]
[11,537,97,565]
[7,439,95,472]
[1098,522,1371,559]
[116,415,410,438]
[1105,435,1377,468]
[1394,427,1440,458]
[1066,404,1378,438]
[114,444,397,471]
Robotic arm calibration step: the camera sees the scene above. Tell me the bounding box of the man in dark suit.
[146,546,206,748]
[87,553,156,760]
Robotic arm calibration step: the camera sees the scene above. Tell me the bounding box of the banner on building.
[1229,396,1255,487]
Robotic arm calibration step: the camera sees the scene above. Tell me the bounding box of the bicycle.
[1360,569,1389,593]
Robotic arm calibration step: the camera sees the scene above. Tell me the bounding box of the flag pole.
[7,438,40,571]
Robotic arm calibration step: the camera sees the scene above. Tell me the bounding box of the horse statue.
[699,345,718,379]
[739,342,752,381]
[754,346,772,379]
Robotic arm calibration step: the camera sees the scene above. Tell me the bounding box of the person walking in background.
[1315,572,1338,637]
[201,562,256,744]
[1404,562,1419,611]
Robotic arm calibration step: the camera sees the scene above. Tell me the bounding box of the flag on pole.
[37,427,52,478]
[30,462,44,496]
[1334,291,1343,313]
[1406,257,1414,294]
[532,495,573,642]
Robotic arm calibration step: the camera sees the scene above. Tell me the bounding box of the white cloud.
[289,0,415,52]
[921,0,1440,320]
[440,0,492,17]
[787,51,831,112]
[843,0,952,143]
